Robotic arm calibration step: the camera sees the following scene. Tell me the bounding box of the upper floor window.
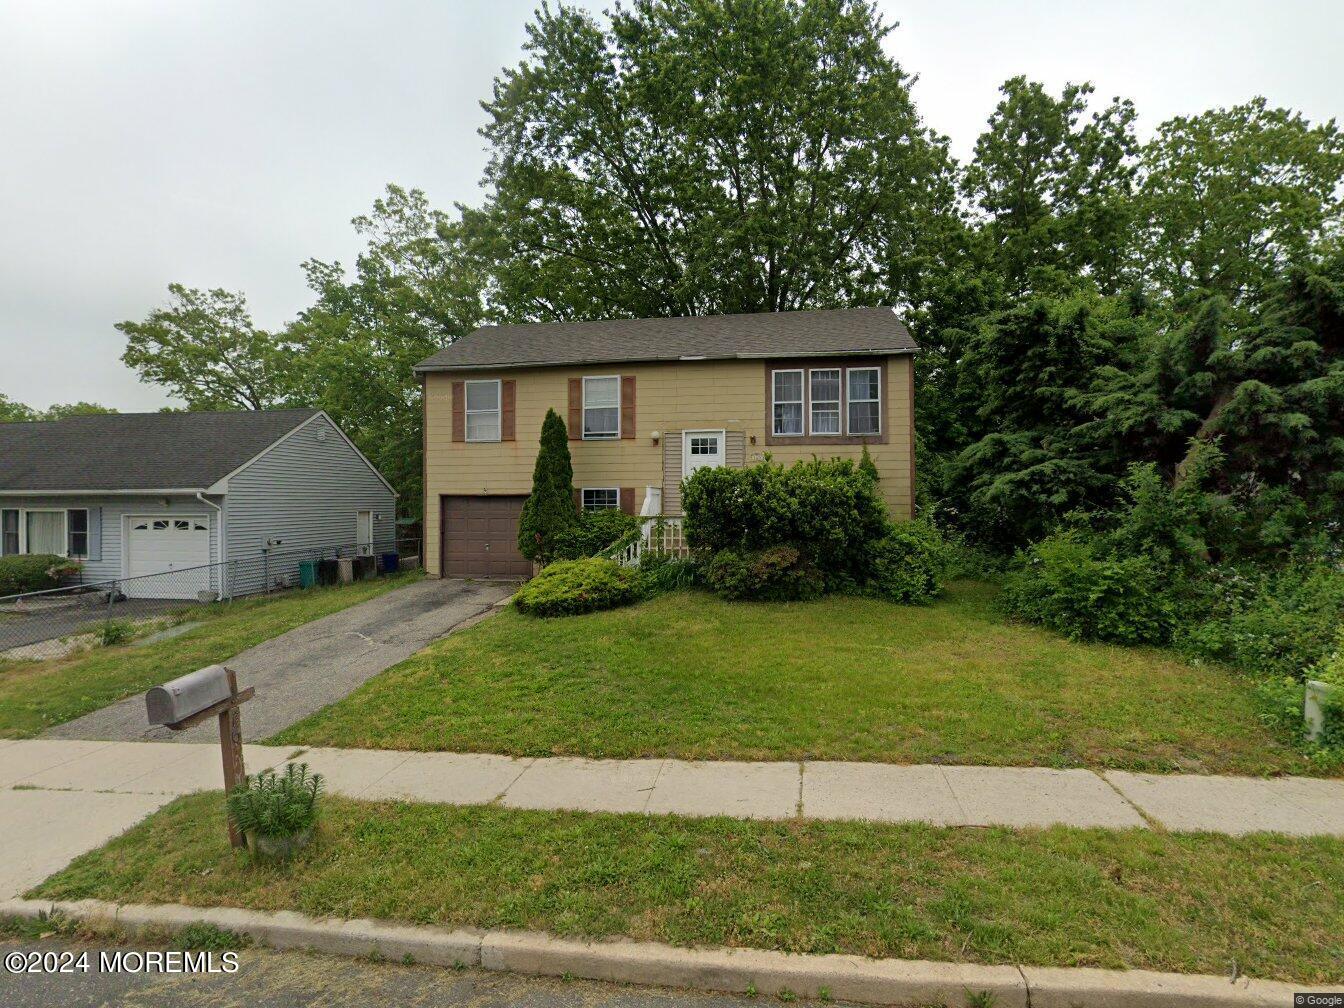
[465,379,501,442]
[848,367,881,435]
[583,375,620,439]
[772,369,804,436]
[809,369,841,435]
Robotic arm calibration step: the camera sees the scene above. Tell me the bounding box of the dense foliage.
[513,557,643,617]
[517,409,578,564]
[684,457,944,602]
[0,555,80,597]
[552,509,641,561]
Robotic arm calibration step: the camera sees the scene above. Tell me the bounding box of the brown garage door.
[441,495,531,579]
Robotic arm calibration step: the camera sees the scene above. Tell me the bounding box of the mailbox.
[145,664,233,726]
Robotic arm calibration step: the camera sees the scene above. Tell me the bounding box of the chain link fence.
[0,537,420,662]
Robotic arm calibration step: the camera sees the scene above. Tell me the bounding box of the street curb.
[0,898,1322,1006]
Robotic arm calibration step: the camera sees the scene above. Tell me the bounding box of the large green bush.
[682,457,942,602]
[703,545,822,602]
[513,557,642,617]
[552,508,640,560]
[0,554,79,596]
[1175,560,1344,680]
[1000,530,1179,645]
[863,521,948,603]
[517,409,578,563]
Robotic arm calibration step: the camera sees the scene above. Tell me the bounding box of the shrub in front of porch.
[0,554,80,597]
[551,509,641,560]
[682,457,944,603]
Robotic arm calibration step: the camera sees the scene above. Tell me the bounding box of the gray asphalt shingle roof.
[0,409,320,493]
[413,307,918,372]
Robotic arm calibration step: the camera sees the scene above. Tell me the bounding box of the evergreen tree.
[517,409,578,563]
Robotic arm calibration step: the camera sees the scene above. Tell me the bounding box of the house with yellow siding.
[413,308,918,579]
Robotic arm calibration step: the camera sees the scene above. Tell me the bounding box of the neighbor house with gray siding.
[0,409,396,599]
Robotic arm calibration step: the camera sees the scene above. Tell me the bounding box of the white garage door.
[125,516,211,599]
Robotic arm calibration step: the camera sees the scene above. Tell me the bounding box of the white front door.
[683,430,726,478]
[125,516,211,598]
[356,510,374,556]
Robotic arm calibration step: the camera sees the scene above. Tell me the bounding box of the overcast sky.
[2,0,1341,412]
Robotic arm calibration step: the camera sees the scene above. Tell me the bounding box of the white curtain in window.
[26,511,65,555]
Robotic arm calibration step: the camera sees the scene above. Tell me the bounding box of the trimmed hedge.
[0,554,79,597]
[513,557,642,617]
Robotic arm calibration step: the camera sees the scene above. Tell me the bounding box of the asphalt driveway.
[44,578,514,743]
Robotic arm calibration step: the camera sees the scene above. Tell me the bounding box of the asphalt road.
[0,938,781,1008]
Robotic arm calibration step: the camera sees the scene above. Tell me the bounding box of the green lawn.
[0,573,419,738]
[29,793,1344,983]
[274,581,1311,776]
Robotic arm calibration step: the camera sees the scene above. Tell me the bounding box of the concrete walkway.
[44,578,514,743]
[4,739,1343,897]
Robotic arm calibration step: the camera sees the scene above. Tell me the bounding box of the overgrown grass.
[30,793,1344,983]
[274,581,1311,776]
[0,573,419,738]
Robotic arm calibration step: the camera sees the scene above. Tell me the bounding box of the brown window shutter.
[619,487,636,515]
[501,380,516,441]
[620,375,636,439]
[572,488,582,512]
[567,378,582,440]
[451,381,465,442]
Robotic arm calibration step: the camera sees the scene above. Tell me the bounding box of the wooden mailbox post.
[146,664,255,848]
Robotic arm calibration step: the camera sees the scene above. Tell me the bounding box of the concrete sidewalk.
[3,739,1342,895]
[43,577,513,743]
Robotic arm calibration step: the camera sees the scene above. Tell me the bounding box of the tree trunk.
[1173,387,1233,489]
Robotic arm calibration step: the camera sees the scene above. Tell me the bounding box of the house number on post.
[145,664,255,848]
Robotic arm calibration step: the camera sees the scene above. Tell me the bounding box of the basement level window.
[582,488,620,510]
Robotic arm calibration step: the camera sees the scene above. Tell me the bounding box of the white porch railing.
[614,515,689,567]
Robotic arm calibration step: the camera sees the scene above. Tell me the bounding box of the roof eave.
[412,346,919,374]
[0,488,212,496]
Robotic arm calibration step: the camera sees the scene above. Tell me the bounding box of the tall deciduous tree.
[0,394,36,422]
[471,0,956,321]
[962,77,1139,298]
[1139,99,1344,307]
[289,185,485,519]
[119,285,296,410]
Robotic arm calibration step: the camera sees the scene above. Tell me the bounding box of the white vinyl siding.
[465,379,501,442]
[222,412,396,595]
[0,496,219,591]
[771,369,804,436]
[582,375,620,439]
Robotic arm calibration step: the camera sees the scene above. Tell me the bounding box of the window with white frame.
[809,369,841,435]
[771,369,804,435]
[464,379,501,442]
[67,509,89,559]
[25,510,66,556]
[581,488,620,510]
[847,367,881,435]
[582,375,620,439]
[0,510,17,556]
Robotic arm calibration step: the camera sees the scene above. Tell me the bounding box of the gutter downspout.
[195,492,226,600]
